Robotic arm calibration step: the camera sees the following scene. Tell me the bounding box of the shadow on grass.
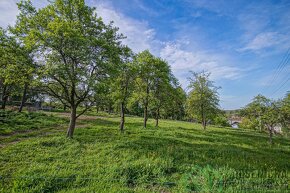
[71,118,290,172]
[114,135,290,171]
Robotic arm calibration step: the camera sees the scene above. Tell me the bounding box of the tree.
[280,92,290,134]
[243,95,283,144]
[242,94,268,132]
[239,117,257,130]
[163,86,186,120]
[15,0,124,138]
[0,28,12,110]
[150,58,173,127]
[0,27,35,111]
[111,47,136,132]
[132,50,156,128]
[93,81,111,113]
[186,71,220,129]
[261,100,281,144]
[213,112,231,127]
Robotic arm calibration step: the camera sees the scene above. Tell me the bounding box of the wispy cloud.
[237,2,290,53]
[160,42,243,83]
[89,1,246,90]
[131,0,159,17]
[239,32,288,52]
[90,1,160,54]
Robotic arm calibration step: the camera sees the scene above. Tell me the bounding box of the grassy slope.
[0,112,289,192]
[0,111,66,135]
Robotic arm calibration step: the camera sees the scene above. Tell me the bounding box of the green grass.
[0,113,289,192]
[0,110,66,135]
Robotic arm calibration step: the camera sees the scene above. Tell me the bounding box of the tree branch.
[76,105,90,118]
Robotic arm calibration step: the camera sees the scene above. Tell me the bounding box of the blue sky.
[1,0,289,109]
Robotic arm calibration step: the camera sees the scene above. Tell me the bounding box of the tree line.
[0,0,221,138]
[0,0,289,143]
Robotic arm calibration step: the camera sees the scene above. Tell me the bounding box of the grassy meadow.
[0,110,289,192]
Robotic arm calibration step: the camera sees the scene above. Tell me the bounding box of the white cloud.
[237,2,290,54]
[0,0,159,53]
[91,1,159,53]
[0,0,161,54]
[160,42,242,82]
[239,32,287,51]
[0,0,48,28]
[0,0,19,28]
[0,0,246,90]
[88,2,245,85]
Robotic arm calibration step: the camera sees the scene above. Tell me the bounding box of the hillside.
[0,112,289,192]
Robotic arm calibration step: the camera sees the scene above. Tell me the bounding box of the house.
[273,124,282,134]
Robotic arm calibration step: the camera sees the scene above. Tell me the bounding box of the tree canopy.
[186,71,220,129]
[14,0,125,137]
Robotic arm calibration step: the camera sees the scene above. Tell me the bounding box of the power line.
[270,48,290,84]
[271,77,290,96]
[264,48,290,94]
[269,56,290,96]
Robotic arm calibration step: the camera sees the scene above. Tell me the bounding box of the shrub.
[239,117,258,130]
[213,115,231,127]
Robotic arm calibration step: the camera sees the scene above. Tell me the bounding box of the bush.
[213,115,231,127]
[239,118,258,130]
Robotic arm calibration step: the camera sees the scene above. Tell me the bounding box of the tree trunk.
[1,85,8,110]
[108,104,112,114]
[258,114,262,132]
[269,127,273,144]
[120,102,125,133]
[144,105,148,128]
[202,111,206,130]
[63,104,67,111]
[1,96,8,110]
[202,119,207,130]
[18,83,28,113]
[155,108,160,127]
[155,117,159,127]
[66,106,77,138]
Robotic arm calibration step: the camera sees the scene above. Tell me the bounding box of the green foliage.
[0,114,289,192]
[0,27,36,109]
[242,94,286,143]
[131,50,156,106]
[12,0,128,136]
[149,58,176,124]
[130,50,183,126]
[242,94,269,131]
[239,117,258,130]
[186,71,220,129]
[280,92,290,132]
[162,86,187,120]
[213,114,231,127]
